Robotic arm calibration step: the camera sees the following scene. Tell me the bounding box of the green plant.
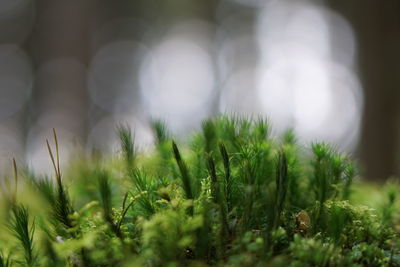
[9,205,36,266]
[0,250,12,267]
[0,116,398,266]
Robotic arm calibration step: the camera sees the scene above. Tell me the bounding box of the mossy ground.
[0,116,399,266]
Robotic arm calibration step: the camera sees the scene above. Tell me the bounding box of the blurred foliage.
[0,116,399,266]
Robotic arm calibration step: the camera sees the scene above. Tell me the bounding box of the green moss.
[0,116,398,266]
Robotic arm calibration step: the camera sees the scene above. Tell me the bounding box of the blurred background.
[0,0,398,180]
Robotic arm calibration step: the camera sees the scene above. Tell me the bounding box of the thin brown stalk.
[12,158,18,203]
[53,128,61,178]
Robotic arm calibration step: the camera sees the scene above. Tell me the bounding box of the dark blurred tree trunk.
[27,0,96,141]
[328,0,400,181]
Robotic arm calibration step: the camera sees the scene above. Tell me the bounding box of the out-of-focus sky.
[0,0,398,180]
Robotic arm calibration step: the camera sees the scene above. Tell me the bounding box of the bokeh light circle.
[88,40,147,113]
[139,29,216,133]
[0,44,33,119]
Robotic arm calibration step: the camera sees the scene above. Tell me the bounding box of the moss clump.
[0,116,399,266]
